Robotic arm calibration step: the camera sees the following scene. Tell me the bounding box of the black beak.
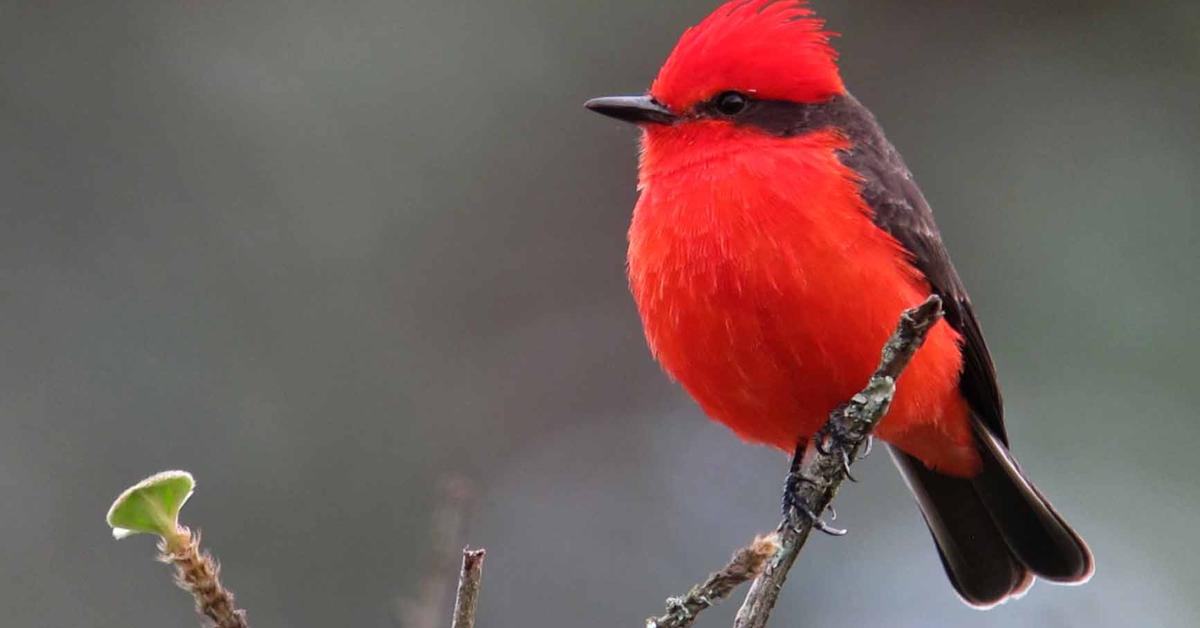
[584,95,677,125]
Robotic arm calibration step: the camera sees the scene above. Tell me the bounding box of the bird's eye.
[714,91,749,116]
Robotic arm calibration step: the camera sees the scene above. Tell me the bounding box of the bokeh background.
[2,1,1196,626]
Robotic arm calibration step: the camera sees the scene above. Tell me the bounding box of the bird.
[585,0,1093,608]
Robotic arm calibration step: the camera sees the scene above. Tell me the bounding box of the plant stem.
[161,526,249,628]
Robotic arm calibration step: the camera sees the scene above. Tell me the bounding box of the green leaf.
[106,470,195,540]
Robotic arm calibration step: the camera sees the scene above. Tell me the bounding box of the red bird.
[587,0,1092,607]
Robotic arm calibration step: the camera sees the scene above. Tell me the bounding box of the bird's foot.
[664,597,693,618]
[859,434,874,460]
[780,465,815,517]
[781,488,846,537]
[813,420,863,482]
[781,463,845,537]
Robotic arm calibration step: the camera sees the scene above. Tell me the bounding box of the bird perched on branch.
[586,0,1092,607]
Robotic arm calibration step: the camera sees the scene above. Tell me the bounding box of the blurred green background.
[1,1,1196,626]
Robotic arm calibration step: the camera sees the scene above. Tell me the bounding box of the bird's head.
[586,0,844,140]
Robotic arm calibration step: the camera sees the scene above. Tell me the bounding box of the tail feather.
[970,420,1095,582]
[890,446,1030,608]
[889,416,1094,607]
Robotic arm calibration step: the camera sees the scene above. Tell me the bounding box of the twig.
[160,527,249,628]
[732,295,943,628]
[647,534,781,628]
[451,548,486,628]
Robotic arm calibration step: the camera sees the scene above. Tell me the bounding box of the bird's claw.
[786,499,847,537]
[858,434,875,460]
[780,469,820,519]
[781,470,846,536]
[814,422,863,482]
[840,449,857,482]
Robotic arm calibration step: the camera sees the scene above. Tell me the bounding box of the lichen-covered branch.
[732,295,943,628]
[451,548,486,628]
[646,534,781,628]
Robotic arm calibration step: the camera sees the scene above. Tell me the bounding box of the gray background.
[1,1,1196,626]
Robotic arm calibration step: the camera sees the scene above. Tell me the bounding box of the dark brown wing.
[734,94,1093,605]
[737,93,1005,441]
[832,96,1097,603]
[832,94,1007,443]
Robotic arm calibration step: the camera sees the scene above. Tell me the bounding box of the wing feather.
[835,95,1007,443]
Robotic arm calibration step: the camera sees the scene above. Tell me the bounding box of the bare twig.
[732,295,943,628]
[647,534,781,628]
[160,527,249,628]
[451,548,486,628]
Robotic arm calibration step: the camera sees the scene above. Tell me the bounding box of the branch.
[647,534,781,628]
[106,471,249,628]
[451,547,486,628]
[732,295,943,628]
[161,528,249,628]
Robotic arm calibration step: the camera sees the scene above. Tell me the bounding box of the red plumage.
[651,0,843,110]
[631,121,980,476]
[588,0,1093,607]
[637,2,977,475]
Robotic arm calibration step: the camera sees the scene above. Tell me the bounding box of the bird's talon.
[814,518,848,537]
[781,471,823,519]
[858,435,875,460]
[841,449,857,482]
[782,494,847,536]
[797,503,847,536]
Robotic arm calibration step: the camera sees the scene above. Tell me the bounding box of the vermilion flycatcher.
[586,0,1092,607]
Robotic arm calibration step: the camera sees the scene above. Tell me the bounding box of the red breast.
[630,121,980,477]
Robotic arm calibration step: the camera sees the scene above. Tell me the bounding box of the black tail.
[889,417,1094,608]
